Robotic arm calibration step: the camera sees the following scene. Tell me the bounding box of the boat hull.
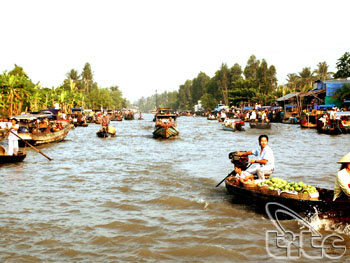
[300,121,317,128]
[153,126,179,139]
[249,121,271,129]
[0,152,26,164]
[282,117,299,124]
[18,124,71,146]
[222,125,237,132]
[225,179,350,223]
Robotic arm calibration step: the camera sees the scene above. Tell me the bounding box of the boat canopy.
[258,106,270,110]
[336,111,350,116]
[243,106,253,110]
[315,104,335,109]
[40,108,60,115]
[71,108,83,113]
[156,114,177,119]
[12,113,54,121]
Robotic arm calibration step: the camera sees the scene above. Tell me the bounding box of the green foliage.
[313,61,333,81]
[334,52,350,79]
[0,63,127,115]
[333,84,350,102]
[134,90,179,112]
[200,93,217,109]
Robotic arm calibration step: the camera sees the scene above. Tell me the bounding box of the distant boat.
[153,108,179,139]
[222,119,245,132]
[96,126,116,138]
[249,120,271,129]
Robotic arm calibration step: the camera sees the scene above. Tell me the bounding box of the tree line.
[136,52,350,112]
[0,63,128,117]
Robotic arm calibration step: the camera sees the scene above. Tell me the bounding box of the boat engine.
[228,151,249,171]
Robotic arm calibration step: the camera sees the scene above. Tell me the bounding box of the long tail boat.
[224,178,350,223]
[13,113,71,146]
[153,108,179,139]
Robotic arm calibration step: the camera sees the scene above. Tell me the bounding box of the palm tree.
[313,62,333,81]
[298,67,315,92]
[286,73,299,92]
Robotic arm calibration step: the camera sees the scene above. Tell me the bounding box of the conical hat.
[337,152,350,163]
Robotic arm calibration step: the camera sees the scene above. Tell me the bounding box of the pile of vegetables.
[257,177,318,194]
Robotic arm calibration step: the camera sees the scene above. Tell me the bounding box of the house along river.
[1,114,350,262]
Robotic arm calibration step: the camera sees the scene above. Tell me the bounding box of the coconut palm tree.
[286,73,299,92]
[298,67,315,92]
[313,61,333,81]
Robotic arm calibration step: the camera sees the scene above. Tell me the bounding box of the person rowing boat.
[6,118,19,155]
[236,135,275,180]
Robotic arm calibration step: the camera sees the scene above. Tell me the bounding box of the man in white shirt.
[7,118,19,155]
[237,135,275,179]
[250,110,257,120]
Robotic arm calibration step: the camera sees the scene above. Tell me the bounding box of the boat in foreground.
[225,178,350,223]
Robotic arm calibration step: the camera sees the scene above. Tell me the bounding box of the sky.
[1,0,349,103]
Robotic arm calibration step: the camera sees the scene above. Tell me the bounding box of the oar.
[216,171,235,187]
[216,163,252,187]
[9,130,53,161]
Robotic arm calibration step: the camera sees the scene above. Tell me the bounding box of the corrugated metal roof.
[276,92,300,102]
[299,88,326,97]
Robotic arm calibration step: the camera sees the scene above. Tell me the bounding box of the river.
[1,114,350,262]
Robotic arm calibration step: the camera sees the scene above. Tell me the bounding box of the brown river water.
[1,114,350,262]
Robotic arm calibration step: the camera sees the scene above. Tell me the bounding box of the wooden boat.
[225,178,350,223]
[124,111,135,120]
[317,119,343,135]
[207,115,217,120]
[153,109,179,139]
[222,119,245,132]
[0,146,26,163]
[300,113,318,128]
[249,120,271,129]
[74,121,88,127]
[13,113,71,146]
[0,152,26,164]
[315,112,350,135]
[96,126,116,138]
[282,117,299,124]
